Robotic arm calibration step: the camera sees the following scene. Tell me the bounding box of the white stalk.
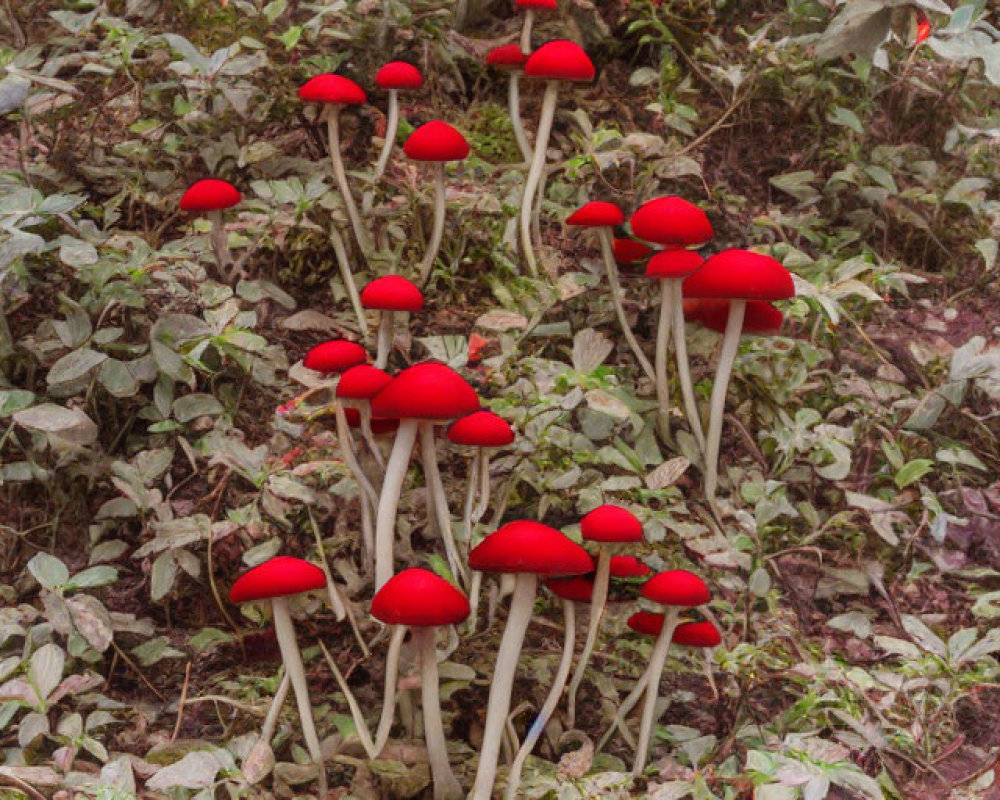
[519,8,534,52]
[418,162,447,285]
[654,280,673,437]
[374,89,399,180]
[207,209,234,283]
[531,164,545,248]
[462,450,480,548]
[519,80,559,278]
[595,667,649,753]
[566,548,610,728]
[358,404,386,473]
[632,607,680,777]
[703,298,746,505]
[319,639,376,757]
[375,418,420,590]
[375,310,394,369]
[505,598,575,800]
[703,648,718,699]
[420,422,468,587]
[472,451,491,524]
[413,627,464,800]
[334,403,380,510]
[466,571,483,635]
[471,573,538,800]
[329,224,368,335]
[326,107,374,257]
[260,668,290,744]
[671,281,707,454]
[271,597,327,796]
[374,625,408,753]
[598,229,656,383]
[508,73,532,163]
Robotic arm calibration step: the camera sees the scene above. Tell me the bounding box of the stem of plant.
[471,572,538,800]
[318,639,376,756]
[566,547,611,728]
[598,228,656,383]
[632,606,681,777]
[374,624,407,753]
[358,404,386,473]
[329,223,368,335]
[375,418,420,590]
[505,597,575,800]
[374,310,394,369]
[508,73,532,163]
[259,668,290,745]
[412,627,464,800]
[519,8,534,52]
[374,89,399,180]
[519,80,559,278]
[270,597,327,796]
[596,668,650,753]
[671,281,707,455]
[418,162,447,286]
[325,106,374,257]
[472,450,491,524]
[420,422,468,587]
[207,209,232,283]
[334,403,380,511]
[654,280,674,439]
[462,450,479,551]
[703,298,746,505]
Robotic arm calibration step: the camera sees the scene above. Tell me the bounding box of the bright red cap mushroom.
[303,340,367,374]
[370,362,479,421]
[486,44,528,69]
[689,299,784,335]
[682,249,794,301]
[641,570,710,607]
[180,179,241,212]
[610,555,651,578]
[645,250,704,280]
[545,575,596,603]
[336,365,393,400]
[403,121,470,161]
[516,0,557,8]
[469,520,592,576]
[230,556,326,603]
[343,407,362,427]
[672,621,722,648]
[361,275,425,311]
[371,418,401,435]
[524,40,595,82]
[613,238,653,265]
[580,504,643,543]
[566,201,625,228]
[627,611,664,636]
[299,74,366,105]
[447,410,514,447]
[371,568,470,626]
[376,61,423,90]
[630,196,713,248]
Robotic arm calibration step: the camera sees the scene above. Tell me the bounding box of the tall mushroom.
[403,121,470,285]
[230,557,329,796]
[671,620,722,698]
[373,61,423,180]
[337,364,393,472]
[612,237,653,266]
[516,0,557,52]
[370,362,480,590]
[468,520,592,800]
[299,74,374,256]
[566,504,644,728]
[361,275,424,369]
[180,179,242,284]
[486,44,532,163]
[681,250,794,505]
[519,40,595,277]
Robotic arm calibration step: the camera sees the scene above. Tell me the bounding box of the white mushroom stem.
[334,403,380,512]
[703,298,746,505]
[260,668,291,744]
[464,455,491,633]
[703,648,718,699]
[418,162,447,286]
[420,422,468,587]
[412,627,464,800]
[596,668,650,753]
[375,418,420,590]
[270,596,327,796]
[374,625,407,753]
[671,281,707,454]
[519,80,559,278]
[329,224,368,336]
[597,228,656,383]
[519,8,534,52]
[206,209,235,283]
[632,607,681,777]
[654,280,673,438]
[325,106,374,257]
[462,450,480,550]
[358,404,386,473]
[508,73,532,163]
[472,450,491,524]
[566,548,611,728]
[505,597,575,800]
[374,310,394,369]
[374,89,400,180]
[471,572,538,800]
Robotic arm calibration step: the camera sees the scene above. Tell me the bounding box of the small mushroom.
[180,179,242,284]
[486,44,532,163]
[373,61,424,180]
[360,275,424,369]
[336,364,394,472]
[516,0,558,53]
[612,237,653,266]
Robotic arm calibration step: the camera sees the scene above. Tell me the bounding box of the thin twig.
[0,774,47,800]
[171,660,192,741]
[3,0,26,49]
[204,469,244,655]
[110,641,166,702]
[676,85,754,158]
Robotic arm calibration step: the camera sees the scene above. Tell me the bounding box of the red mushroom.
[180,179,242,283]
[373,62,424,180]
[686,298,784,336]
[613,237,653,266]
[360,275,424,369]
[403,121,470,285]
[610,555,652,578]
[337,364,393,470]
[486,45,532,163]
[516,0,558,53]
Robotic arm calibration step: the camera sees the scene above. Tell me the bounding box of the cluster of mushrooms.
[173,2,803,797]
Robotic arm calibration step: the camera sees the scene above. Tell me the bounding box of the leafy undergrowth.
[1,0,999,798]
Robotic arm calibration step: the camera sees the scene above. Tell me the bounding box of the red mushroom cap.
[524,40,595,83]
[487,44,528,69]
[343,407,362,427]
[682,249,794,301]
[447,410,515,447]
[690,299,784,335]
[517,0,558,8]
[336,365,393,400]
[630,196,713,248]
[361,275,425,312]
[641,570,710,607]
[545,575,595,603]
[580,504,643,544]
[610,555,652,578]
[403,121,470,162]
[370,362,479,421]
[371,568,470,627]
[371,418,401,435]
[566,201,625,228]
[299,74,367,105]
[230,556,326,603]
[303,340,367,374]
[645,250,705,280]
[672,621,722,648]
[469,520,592,576]
[613,238,653,265]
[376,61,423,91]
[627,611,664,636]
[180,179,241,212]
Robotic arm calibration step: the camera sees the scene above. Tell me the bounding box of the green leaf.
[46,348,108,387]
[826,105,864,134]
[894,458,934,488]
[29,643,65,704]
[28,553,69,590]
[173,393,224,423]
[65,565,118,590]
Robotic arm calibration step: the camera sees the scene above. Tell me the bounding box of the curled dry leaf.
[646,457,691,490]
